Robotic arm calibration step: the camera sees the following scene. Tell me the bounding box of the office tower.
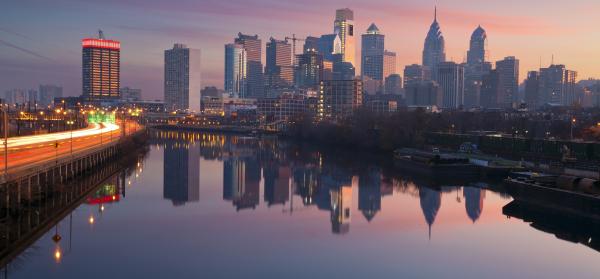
[235,33,263,98]
[464,25,492,108]
[361,23,384,87]
[120,87,142,101]
[524,71,540,109]
[303,36,319,53]
[405,81,441,107]
[295,50,323,89]
[330,177,355,234]
[403,64,430,88]
[422,7,445,81]
[3,89,26,105]
[495,56,519,108]
[384,74,402,95]
[224,43,247,98]
[163,141,200,206]
[82,31,120,101]
[265,37,294,92]
[383,50,397,81]
[437,62,465,109]
[318,79,363,120]
[332,58,356,80]
[39,84,63,106]
[480,69,501,108]
[539,64,578,106]
[27,89,38,105]
[333,8,356,66]
[164,43,201,112]
[317,34,342,61]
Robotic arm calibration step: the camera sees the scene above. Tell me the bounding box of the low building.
[318,79,363,121]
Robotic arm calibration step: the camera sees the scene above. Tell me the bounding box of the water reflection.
[163,141,199,206]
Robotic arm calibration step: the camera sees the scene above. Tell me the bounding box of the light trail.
[4,123,120,148]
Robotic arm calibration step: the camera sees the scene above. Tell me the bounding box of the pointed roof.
[366,23,380,34]
[471,25,487,40]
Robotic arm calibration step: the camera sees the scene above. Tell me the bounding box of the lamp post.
[2,106,8,178]
[66,120,74,158]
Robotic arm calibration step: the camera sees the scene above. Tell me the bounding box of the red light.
[82,38,120,50]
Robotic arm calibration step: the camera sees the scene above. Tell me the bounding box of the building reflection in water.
[464,187,485,223]
[223,156,260,211]
[163,141,200,206]
[264,164,290,207]
[419,187,441,240]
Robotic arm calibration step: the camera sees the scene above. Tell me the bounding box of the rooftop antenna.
[434,6,437,22]
[98,29,105,40]
[551,54,554,65]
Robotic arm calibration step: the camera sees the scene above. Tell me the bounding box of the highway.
[0,122,140,173]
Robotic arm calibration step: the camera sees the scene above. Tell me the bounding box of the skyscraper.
[464,26,492,108]
[317,34,342,62]
[422,7,445,81]
[235,33,263,98]
[495,56,519,108]
[164,43,201,112]
[265,37,293,93]
[437,62,465,109]
[383,50,397,81]
[539,64,578,106]
[384,74,402,95]
[295,50,323,90]
[403,64,430,88]
[38,84,63,106]
[361,23,384,83]
[82,31,120,101]
[334,8,356,66]
[524,71,540,109]
[224,43,247,98]
[163,141,200,206]
[480,69,501,108]
[303,36,319,53]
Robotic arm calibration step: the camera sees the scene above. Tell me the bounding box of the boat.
[504,172,600,218]
[393,148,479,177]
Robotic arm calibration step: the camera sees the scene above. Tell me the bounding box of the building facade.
[164,43,202,112]
[318,79,363,121]
[495,56,519,108]
[265,37,294,94]
[403,64,430,88]
[235,33,264,98]
[82,35,120,101]
[361,23,384,85]
[225,43,247,98]
[334,8,356,66]
[39,84,63,106]
[464,26,491,108]
[422,8,445,82]
[120,87,142,101]
[437,62,464,109]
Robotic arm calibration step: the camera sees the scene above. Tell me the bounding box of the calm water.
[3,131,599,279]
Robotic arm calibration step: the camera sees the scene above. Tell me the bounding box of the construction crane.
[284,34,305,66]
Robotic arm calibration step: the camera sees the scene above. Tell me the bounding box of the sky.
[1,0,599,100]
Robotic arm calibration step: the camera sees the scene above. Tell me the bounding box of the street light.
[66,120,74,159]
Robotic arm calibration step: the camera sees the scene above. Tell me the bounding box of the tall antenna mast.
[98,29,105,40]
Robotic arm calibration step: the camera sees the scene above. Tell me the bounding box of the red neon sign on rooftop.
[82,38,121,50]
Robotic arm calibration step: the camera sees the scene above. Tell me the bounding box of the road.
[0,122,141,173]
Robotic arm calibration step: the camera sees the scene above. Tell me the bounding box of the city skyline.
[2,0,599,99]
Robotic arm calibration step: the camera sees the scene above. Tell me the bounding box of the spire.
[434,6,437,22]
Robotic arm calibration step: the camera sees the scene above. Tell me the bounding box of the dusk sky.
[2,0,599,99]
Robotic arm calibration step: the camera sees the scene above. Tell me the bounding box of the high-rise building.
[524,71,540,109]
[334,8,356,66]
[164,43,201,112]
[480,69,501,108]
[303,36,320,53]
[437,62,464,109]
[265,37,294,92]
[383,50,397,81]
[539,64,578,106]
[39,84,63,106]
[201,86,226,98]
[422,7,445,81]
[464,26,492,108]
[224,43,247,98]
[495,56,519,108]
[235,33,263,98]
[317,34,342,61]
[82,32,120,101]
[120,87,141,101]
[405,81,441,107]
[403,64,430,88]
[361,23,384,83]
[3,89,26,105]
[384,74,402,95]
[295,50,323,89]
[318,79,363,120]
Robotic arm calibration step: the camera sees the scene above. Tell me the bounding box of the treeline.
[286,107,600,151]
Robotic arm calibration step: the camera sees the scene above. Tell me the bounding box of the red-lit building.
[82,34,120,101]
